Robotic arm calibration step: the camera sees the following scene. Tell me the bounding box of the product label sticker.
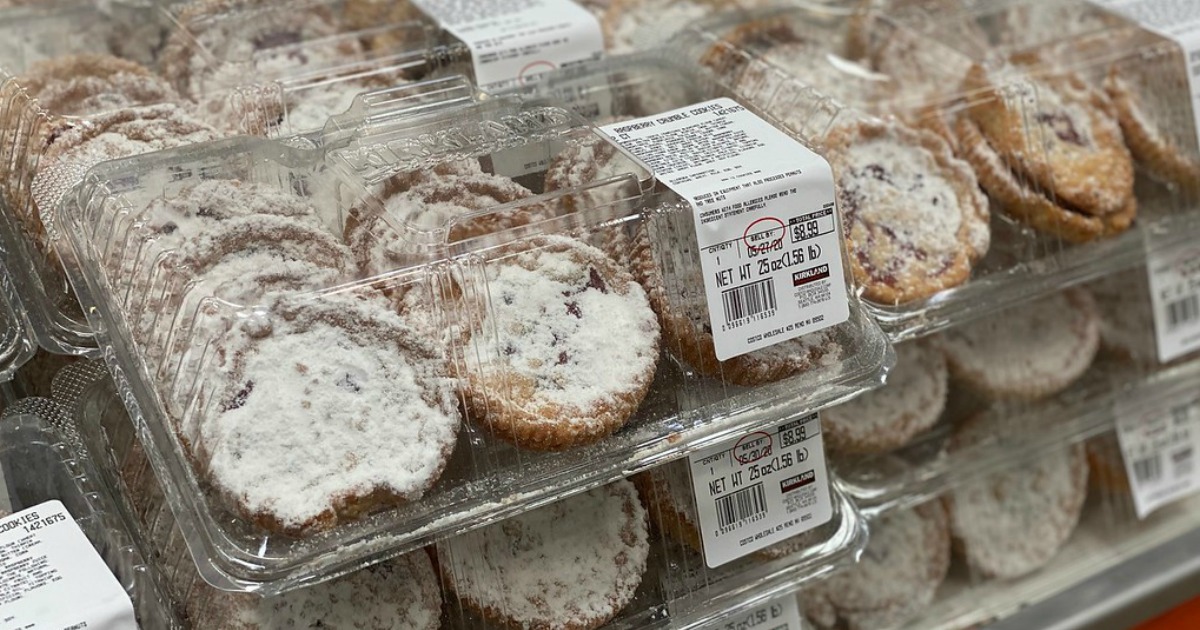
[1116,396,1200,518]
[0,501,136,630]
[699,593,804,630]
[688,412,832,568]
[410,0,604,91]
[1090,0,1200,146]
[1144,241,1200,362]
[601,99,849,361]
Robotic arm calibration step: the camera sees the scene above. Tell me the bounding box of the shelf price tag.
[601,99,849,361]
[0,500,135,629]
[1116,397,1200,518]
[1144,241,1200,362]
[697,592,805,630]
[688,413,832,568]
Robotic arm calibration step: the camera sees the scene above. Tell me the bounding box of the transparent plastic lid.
[68,358,867,629]
[0,408,180,628]
[53,66,889,593]
[670,2,1197,340]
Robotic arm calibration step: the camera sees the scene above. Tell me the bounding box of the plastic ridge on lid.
[52,61,889,593]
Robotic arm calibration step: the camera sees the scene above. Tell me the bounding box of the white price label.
[1091,0,1200,149]
[699,593,805,630]
[411,0,603,91]
[601,99,849,361]
[1116,398,1200,518]
[0,501,136,630]
[1144,242,1200,362]
[688,413,832,567]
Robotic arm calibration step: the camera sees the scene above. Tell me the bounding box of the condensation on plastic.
[66,360,868,629]
[0,410,181,628]
[669,1,1198,341]
[51,67,890,593]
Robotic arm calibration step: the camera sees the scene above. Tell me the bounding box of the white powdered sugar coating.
[802,504,949,630]
[282,80,376,134]
[946,418,1088,579]
[938,290,1100,398]
[821,341,946,454]
[839,136,964,261]
[753,43,892,107]
[470,236,658,414]
[200,297,460,530]
[607,0,712,55]
[207,553,442,629]
[32,105,220,223]
[442,480,649,629]
[1088,268,1156,363]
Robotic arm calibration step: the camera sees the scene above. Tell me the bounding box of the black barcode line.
[715,483,767,529]
[1134,456,1163,484]
[722,278,777,324]
[1166,295,1200,330]
[1172,447,1194,478]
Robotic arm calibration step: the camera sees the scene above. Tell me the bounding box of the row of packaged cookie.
[47,60,895,591]
[47,355,867,630]
[4,0,1200,599]
[3,0,1198,356]
[15,333,1192,630]
[825,272,1175,511]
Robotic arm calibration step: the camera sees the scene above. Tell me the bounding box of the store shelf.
[985,518,1200,630]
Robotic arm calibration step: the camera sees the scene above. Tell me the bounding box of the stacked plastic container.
[1,0,1200,628]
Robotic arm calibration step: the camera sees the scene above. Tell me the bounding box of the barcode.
[1134,455,1163,483]
[722,278,776,324]
[1173,447,1194,478]
[715,483,767,529]
[1166,295,1200,329]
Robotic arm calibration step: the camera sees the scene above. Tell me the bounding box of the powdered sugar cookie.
[16,54,177,117]
[543,132,646,260]
[193,552,442,629]
[826,119,989,305]
[631,216,841,385]
[736,41,896,109]
[943,414,1088,579]
[938,289,1099,400]
[344,160,550,278]
[961,64,1136,237]
[601,0,757,55]
[800,502,950,630]
[821,341,947,455]
[438,479,649,630]
[159,0,344,100]
[954,112,1135,243]
[196,294,461,536]
[1088,268,1157,365]
[29,105,220,250]
[635,463,823,561]
[1105,60,1200,195]
[455,236,659,451]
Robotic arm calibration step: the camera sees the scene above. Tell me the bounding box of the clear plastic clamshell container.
[0,0,455,354]
[0,405,180,628]
[786,350,1200,630]
[0,1,193,353]
[0,261,36,383]
[825,272,1200,514]
[53,72,889,592]
[66,359,867,628]
[671,0,1199,340]
[155,0,460,139]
